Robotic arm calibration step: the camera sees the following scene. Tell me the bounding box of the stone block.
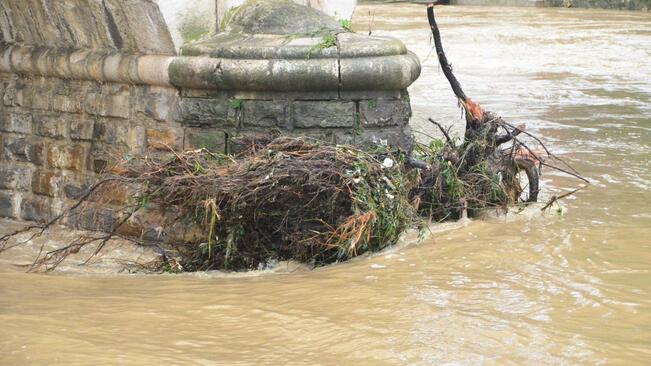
[0,191,17,218]
[32,170,60,197]
[2,136,44,165]
[243,100,290,128]
[71,206,116,232]
[47,144,87,171]
[293,101,356,128]
[177,98,235,127]
[0,165,32,191]
[34,114,67,139]
[21,79,51,110]
[87,180,132,207]
[140,86,179,122]
[359,125,413,151]
[184,128,227,153]
[146,127,184,151]
[64,182,89,201]
[53,94,83,114]
[52,80,86,113]
[69,116,95,141]
[1,113,32,134]
[20,196,52,223]
[84,87,130,119]
[359,99,411,127]
[93,118,129,146]
[2,80,22,107]
[62,173,96,200]
[88,143,123,174]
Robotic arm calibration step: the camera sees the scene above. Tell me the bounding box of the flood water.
[1,4,650,365]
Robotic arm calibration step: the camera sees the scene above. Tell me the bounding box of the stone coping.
[181,32,407,59]
[0,42,421,92]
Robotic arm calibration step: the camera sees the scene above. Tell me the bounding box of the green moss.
[354,113,364,136]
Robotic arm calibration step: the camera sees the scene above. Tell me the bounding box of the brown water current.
[1,4,650,365]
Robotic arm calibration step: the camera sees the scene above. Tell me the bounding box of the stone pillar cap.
[177,0,421,91]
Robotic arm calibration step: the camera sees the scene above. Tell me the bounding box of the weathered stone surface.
[337,33,407,58]
[64,181,90,200]
[32,170,60,197]
[84,85,130,119]
[69,116,95,141]
[1,80,21,107]
[3,136,44,165]
[47,144,87,171]
[1,113,32,134]
[177,98,235,126]
[270,59,339,92]
[141,86,179,122]
[61,172,96,201]
[103,0,176,55]
[293,101,356,128]
[93,118,129,146]
[224,0,343,35]
[0,165,32,191]
[184,128,227,153]
[88,143,118,174]
[0,0,175,54]
[52,80,86,114]
[359,99,411,127]
[20,196,52,223]
[340,52,422,91]
[146,127,184,151]
[243,100,290,128]
[53,94,83,114]
[71,206,116,232]
[0,0,422,228]
[0,191,16,218]
[360,125,413,151]
[21,79,51,110]
[34,114,67,139]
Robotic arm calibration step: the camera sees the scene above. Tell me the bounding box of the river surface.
[1,4,650,365]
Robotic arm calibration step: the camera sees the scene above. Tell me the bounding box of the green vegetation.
[229,99,242,109]
[338,19,353,32]
[306,33,337,59]
[179,14,211,43]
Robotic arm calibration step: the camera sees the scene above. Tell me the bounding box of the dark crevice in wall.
[335,33,343,99]
[102,0,123,50]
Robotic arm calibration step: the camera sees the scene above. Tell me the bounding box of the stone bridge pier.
[0,0,421,228]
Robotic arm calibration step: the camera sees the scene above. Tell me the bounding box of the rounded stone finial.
[223,0,343,35]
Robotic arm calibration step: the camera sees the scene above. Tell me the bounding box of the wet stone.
[359,99,411,127]
[293,101,356,129]
[177,98,234,127]
[0,192,16,218]
[243,100,290,128]
[3,136,44,165]
[1,113,32,134]
[34,114,67,139]
[0,165,32,191]
[184,128,227,153]
[20,196,52,223]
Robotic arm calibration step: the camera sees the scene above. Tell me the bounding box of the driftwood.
[424,3,588,202]
[0,7,589,273]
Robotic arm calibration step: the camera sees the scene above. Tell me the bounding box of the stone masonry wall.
[0,72,411,227]
[0,0,414,229]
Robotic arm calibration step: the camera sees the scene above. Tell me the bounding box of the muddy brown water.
[1,5,650,365]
